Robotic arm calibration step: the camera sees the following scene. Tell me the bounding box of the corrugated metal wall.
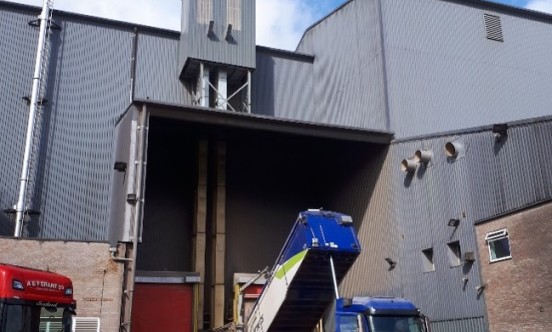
[431,317,487,332]
[292,0,552,138]
[382,0,552,138]
[251,49,314,119]
[134,30,194,105]
[35,15,134,240]
[340,119,552,330]
[0,3,198,240]
[0,4,134,240]
[0,5,37,236]
[180,0,255,70]
[295,0,388,131]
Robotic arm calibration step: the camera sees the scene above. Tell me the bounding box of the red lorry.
[0,264,76,331]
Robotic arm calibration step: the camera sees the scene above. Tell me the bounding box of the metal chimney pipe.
[14,0,51,237]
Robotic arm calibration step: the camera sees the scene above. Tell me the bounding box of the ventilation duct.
[400,158,418,173]
[444,141,464,158]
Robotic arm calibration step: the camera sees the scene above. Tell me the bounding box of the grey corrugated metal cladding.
[180,0,256,70]
[294,0,552,138]
[0,4,134,240]
[380,120,552,328]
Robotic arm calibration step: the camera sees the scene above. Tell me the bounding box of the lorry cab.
[336,297,430,332]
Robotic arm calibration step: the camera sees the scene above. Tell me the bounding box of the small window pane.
[489,237,511,261]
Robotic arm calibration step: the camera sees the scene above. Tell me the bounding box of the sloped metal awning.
[135,99,393,145]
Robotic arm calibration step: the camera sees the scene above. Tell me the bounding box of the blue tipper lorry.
[239,210,430,332]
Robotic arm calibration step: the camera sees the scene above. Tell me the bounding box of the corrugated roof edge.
[474,198,552,225]
[0,0,180,37]
[256,46,315,63]
[392,114,552,144]
[133,99,394,144]
[295,0,552,52]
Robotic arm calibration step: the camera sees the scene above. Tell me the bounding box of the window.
[197,0,213,24]
[227,0,241,30]
[485,229,511,262]
[421,248,435,272]
[446,241,462,267]
[338,314,361,332]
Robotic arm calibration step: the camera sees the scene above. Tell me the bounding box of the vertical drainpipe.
[376,0,391,131]
[129,28,139,104]
[200,62,210,107]
[14,0,50,237]
[216,70,228,110]
[246,70,251,113]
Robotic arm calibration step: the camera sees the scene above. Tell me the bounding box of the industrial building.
[0,0,551,331]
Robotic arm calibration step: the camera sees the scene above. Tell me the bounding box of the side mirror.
[422,315,432,332]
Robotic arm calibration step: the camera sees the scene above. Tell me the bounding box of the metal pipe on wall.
[14,0,51,237]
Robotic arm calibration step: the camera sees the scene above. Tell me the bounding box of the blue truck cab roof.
[337,297,420,317]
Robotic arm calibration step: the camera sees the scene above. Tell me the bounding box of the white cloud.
[7,0,181,30]
[526,0,552,13]
[5,0,344,50]
[256,0,316,50]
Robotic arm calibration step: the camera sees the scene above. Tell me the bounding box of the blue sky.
[5,0,552,50]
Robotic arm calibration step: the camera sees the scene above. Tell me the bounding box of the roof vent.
[484,14,503,42]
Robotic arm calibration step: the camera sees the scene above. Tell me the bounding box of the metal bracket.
[28,19,61,31]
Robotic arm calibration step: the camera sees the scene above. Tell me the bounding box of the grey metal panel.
[251,50,314,120]
[0,5,39,235]
[180,0,256,70]
[34,15,134,241]
[108,106,137,246]
[295,0,388,131]
[382,0,552,138]
[431,317,487,332]
[134,31,193,105]
[390,138,487,321]
[337,147,405,298]
[0,4,135,240]
[371,120,552,323]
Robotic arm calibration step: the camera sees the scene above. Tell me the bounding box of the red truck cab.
[0,264,76,332]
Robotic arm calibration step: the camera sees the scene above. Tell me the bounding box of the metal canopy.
[136,100,394,145]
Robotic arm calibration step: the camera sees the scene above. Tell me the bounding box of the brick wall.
[476,202,552,332]
[0,238,125,331]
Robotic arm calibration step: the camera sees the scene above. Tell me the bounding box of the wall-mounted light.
[414,149,433,164]
[400,158,418,173]
[444,140,464,158]
[114,161,127,172]
[463,251,476,262]
[385,257,397,269]
[492,123,508,141]
[476,284,486,294]
[447,218,460,227]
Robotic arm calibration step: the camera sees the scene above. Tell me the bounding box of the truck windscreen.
[370,316,424,332]
[1,304,72,332]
